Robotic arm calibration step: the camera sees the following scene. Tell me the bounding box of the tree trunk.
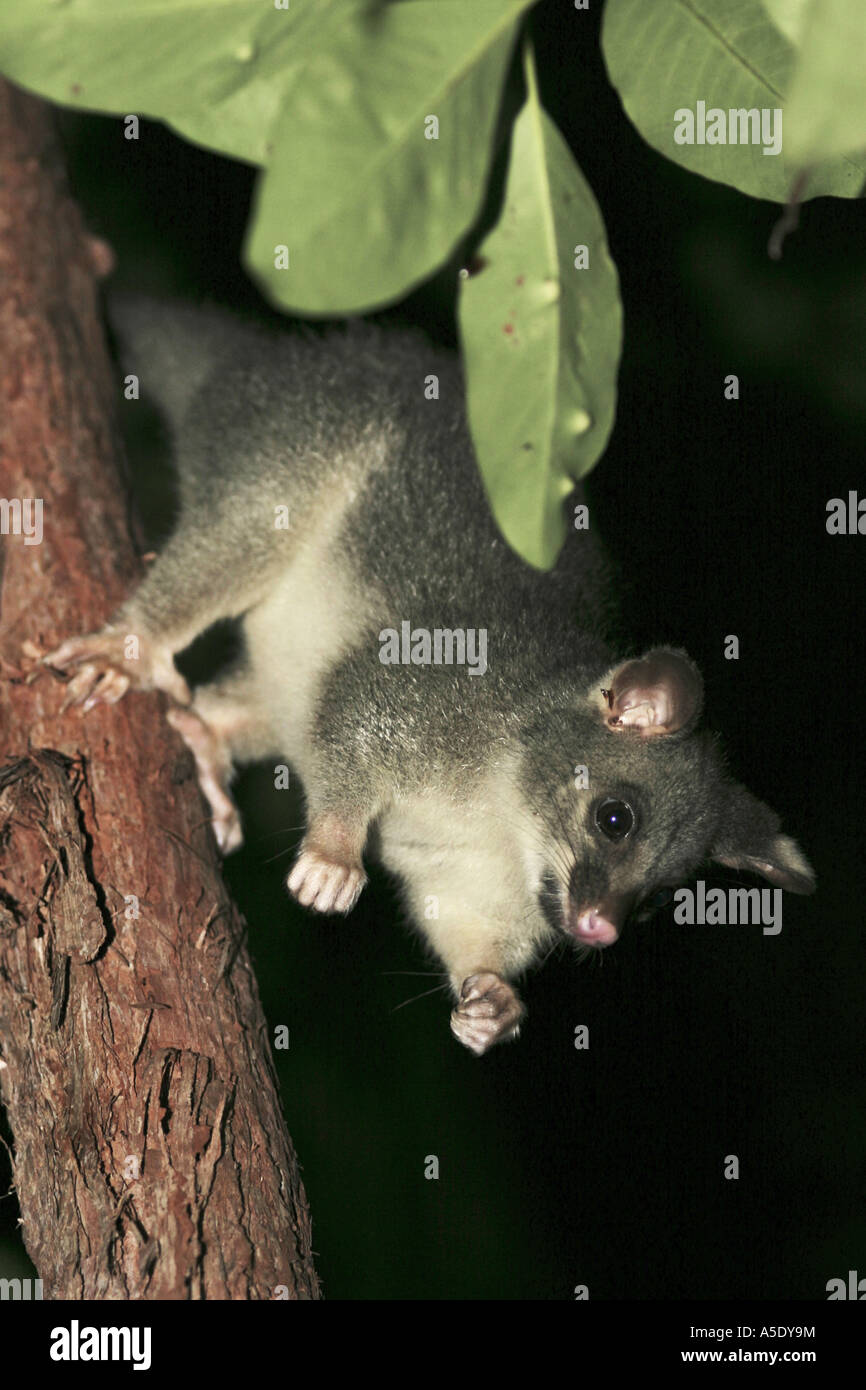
[0,79,320,1301]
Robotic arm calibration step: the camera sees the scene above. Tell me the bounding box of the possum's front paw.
[287,847,367,914]
[41,628,190,709]
[450,973,526,1056]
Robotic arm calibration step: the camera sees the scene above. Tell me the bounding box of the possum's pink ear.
[597,648,703,737]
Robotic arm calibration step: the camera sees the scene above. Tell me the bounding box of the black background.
[2,0,864,1301]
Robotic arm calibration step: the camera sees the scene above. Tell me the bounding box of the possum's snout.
[569,909,619,947]
[537,870,631,948]
[565,892,634,947]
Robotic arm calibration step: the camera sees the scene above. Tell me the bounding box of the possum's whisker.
[391,981,452,1012]
[521,741,582,867]
[537,934,567,969]
[381,970,448,977]
[545,728,588,855]
[254,825,308,840]
[261,846,301,866]
[484,799,574,877]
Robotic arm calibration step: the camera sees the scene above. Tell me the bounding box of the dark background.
[2,0,864,1299]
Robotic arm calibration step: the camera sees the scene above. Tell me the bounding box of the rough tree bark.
[0,80,320,1299]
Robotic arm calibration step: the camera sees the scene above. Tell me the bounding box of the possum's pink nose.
[572,911,619,946]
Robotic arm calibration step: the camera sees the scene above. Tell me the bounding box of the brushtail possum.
[43,297,815,1054]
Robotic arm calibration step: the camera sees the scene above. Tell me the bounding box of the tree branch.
[0,78,320,1301]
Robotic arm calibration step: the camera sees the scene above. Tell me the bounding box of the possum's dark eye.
[594,798,635,841]
[646,887,674,910]
[630,887,674,925]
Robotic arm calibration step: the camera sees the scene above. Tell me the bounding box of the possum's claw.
[41,629,191,707]
[450,972,525,1056]
[287,848,366,914]
[65,663,131,711]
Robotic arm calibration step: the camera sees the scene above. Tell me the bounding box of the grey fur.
[46,296,815,1053]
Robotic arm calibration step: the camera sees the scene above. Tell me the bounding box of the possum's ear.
[711,784,816,894]
[595,648,703,737]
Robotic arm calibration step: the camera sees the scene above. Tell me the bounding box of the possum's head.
[520,648,815,949]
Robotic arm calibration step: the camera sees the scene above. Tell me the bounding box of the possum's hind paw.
[41,629,190,709]
[166,707,243,854]
[287,847,367,915]
[450,972,526,1056]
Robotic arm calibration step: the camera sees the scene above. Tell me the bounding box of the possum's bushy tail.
[106,294,262,435]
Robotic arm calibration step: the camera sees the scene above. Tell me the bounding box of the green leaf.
[760,0,810,44]
[244,0,532,313]
[0,0,314,164]
[782,0,866,164]
[458,44,622,570]
[0,0,539,312]
[602,0,866,202]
